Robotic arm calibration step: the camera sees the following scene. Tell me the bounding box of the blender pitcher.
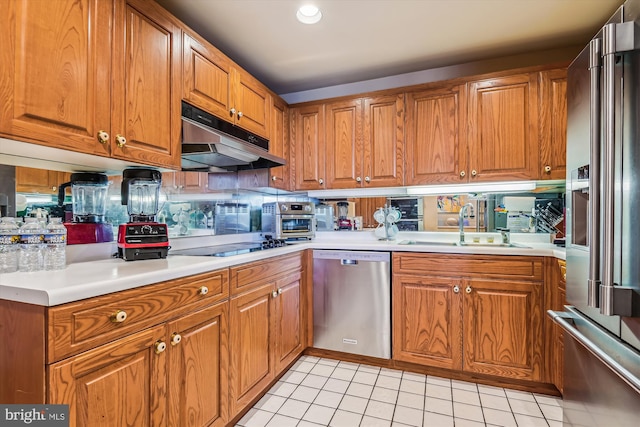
[121,168,162,222]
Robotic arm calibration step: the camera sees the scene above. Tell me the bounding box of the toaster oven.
[262,202,315,240]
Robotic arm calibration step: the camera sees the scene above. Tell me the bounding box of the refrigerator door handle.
[588,38,602,309]
[548,309,640,393]
[600,22,617,315]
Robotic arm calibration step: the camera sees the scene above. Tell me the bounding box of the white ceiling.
[155,0,621,96]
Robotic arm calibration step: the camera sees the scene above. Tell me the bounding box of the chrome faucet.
[459,203,475,244]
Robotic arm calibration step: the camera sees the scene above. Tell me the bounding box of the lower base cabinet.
[393,253,544,383]
[228,253,307,419]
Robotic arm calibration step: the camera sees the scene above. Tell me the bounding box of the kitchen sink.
[398,240,531,249]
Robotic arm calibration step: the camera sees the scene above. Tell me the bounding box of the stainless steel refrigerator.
[551,0,640,425]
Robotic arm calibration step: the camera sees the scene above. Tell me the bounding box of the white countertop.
[0,231,565,306]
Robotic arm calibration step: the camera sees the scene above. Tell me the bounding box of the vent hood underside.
[180,116,286,172]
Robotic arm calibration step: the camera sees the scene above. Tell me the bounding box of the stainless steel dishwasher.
[312,250,391,359]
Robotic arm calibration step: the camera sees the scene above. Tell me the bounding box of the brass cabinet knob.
[97,130,109,144]
[272,175,277,181]
[465,285,473,294]
[170,332,182,346]
[356,177,362,183]
[364,176,370,183]
[230,108,236,116]
[110,310,127,323]
[459,171,466,177]
[115,134,127,147]
[237,111,243,118]
[544,165,552,173]
[453,285,460,294]
[318,178,324,185]
[154,340,167,354]
[272,290,278,298]
[471,170,477,177]
[198,286,209,296]
[278,288,283,295]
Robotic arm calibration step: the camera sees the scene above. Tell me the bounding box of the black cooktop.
[170,239,288,257]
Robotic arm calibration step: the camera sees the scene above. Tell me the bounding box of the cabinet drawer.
[47,269,229,363]
[230,252,302,296]
[393,252,543,281]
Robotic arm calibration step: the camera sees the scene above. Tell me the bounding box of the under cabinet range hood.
[180,102,285,171]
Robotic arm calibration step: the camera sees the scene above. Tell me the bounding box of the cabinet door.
[182,31,233,121]
[15,167,59,194]
[392,274,463,370]
[269,97,291,190]
[232,68,271,138]
[539,69,567,180]
[111,0,181,169]
[405,85,467,184]
[468,74,539,181]
[292,104,326,190]
[463,278,543,381]
[274,272,305,372]
[48,325,166,427]
[325,99,363,188]
[167,302,228,427]
[0,0,112,157]
[363,94,405,187]
[229,283,275,418]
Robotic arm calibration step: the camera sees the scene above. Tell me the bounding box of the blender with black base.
[57,173,114,244]
[117,168,169,261]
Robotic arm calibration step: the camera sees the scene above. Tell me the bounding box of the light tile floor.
[236,356,563,427]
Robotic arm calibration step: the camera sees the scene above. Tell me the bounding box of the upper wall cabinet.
[467,73,539,182]
[183,30,271,139]
[405,83,467,185]
[0,0,183,169]
[538,69,567,180]
[294,94,404,190]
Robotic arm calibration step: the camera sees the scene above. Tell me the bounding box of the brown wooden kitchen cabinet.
[325,98,364,189]
[0,0,183,169]
[237,96,291,190]
[1,268,231,427]
[405,83,468,185]
[393,253,544,383]
[228,252,306,418]
[292,104,326,190]
[467,73,540,182]
[544,257,566,393]
[15,167,70,195]
[539,69,568,180]
[183,29,271,139]
[162,171,209,194]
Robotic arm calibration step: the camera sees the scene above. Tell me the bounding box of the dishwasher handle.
[341,259,358,265]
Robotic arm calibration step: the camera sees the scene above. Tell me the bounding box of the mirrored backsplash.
[4,165,566,242]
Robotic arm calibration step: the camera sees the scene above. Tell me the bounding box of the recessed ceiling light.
[297,4,322,24]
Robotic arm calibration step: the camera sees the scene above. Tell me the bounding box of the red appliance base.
[65,222,114,245]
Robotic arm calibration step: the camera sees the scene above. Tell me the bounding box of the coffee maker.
[57,173,114,244]
[117,168,169,261]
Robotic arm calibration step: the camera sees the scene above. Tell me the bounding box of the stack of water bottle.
[0,216,67,273]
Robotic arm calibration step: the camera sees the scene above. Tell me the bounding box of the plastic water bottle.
[0,217,20,273]
[44,217,67,270]
[19,217,44,272]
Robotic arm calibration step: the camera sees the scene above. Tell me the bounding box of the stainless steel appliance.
[214,203,251,234]
[388,197,423,231]
[312,250,391,359]
[262,202,315,240]
[552,2,640,424]
[180,101,285,171]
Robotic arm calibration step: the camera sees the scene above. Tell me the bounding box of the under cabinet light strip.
[405,181,537,195]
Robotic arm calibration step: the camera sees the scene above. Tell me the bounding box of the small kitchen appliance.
[261,202,315,240]
[57,172,114,244]
[315,204,335,231]
[117,168,169,261]
[336,201,352,230]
